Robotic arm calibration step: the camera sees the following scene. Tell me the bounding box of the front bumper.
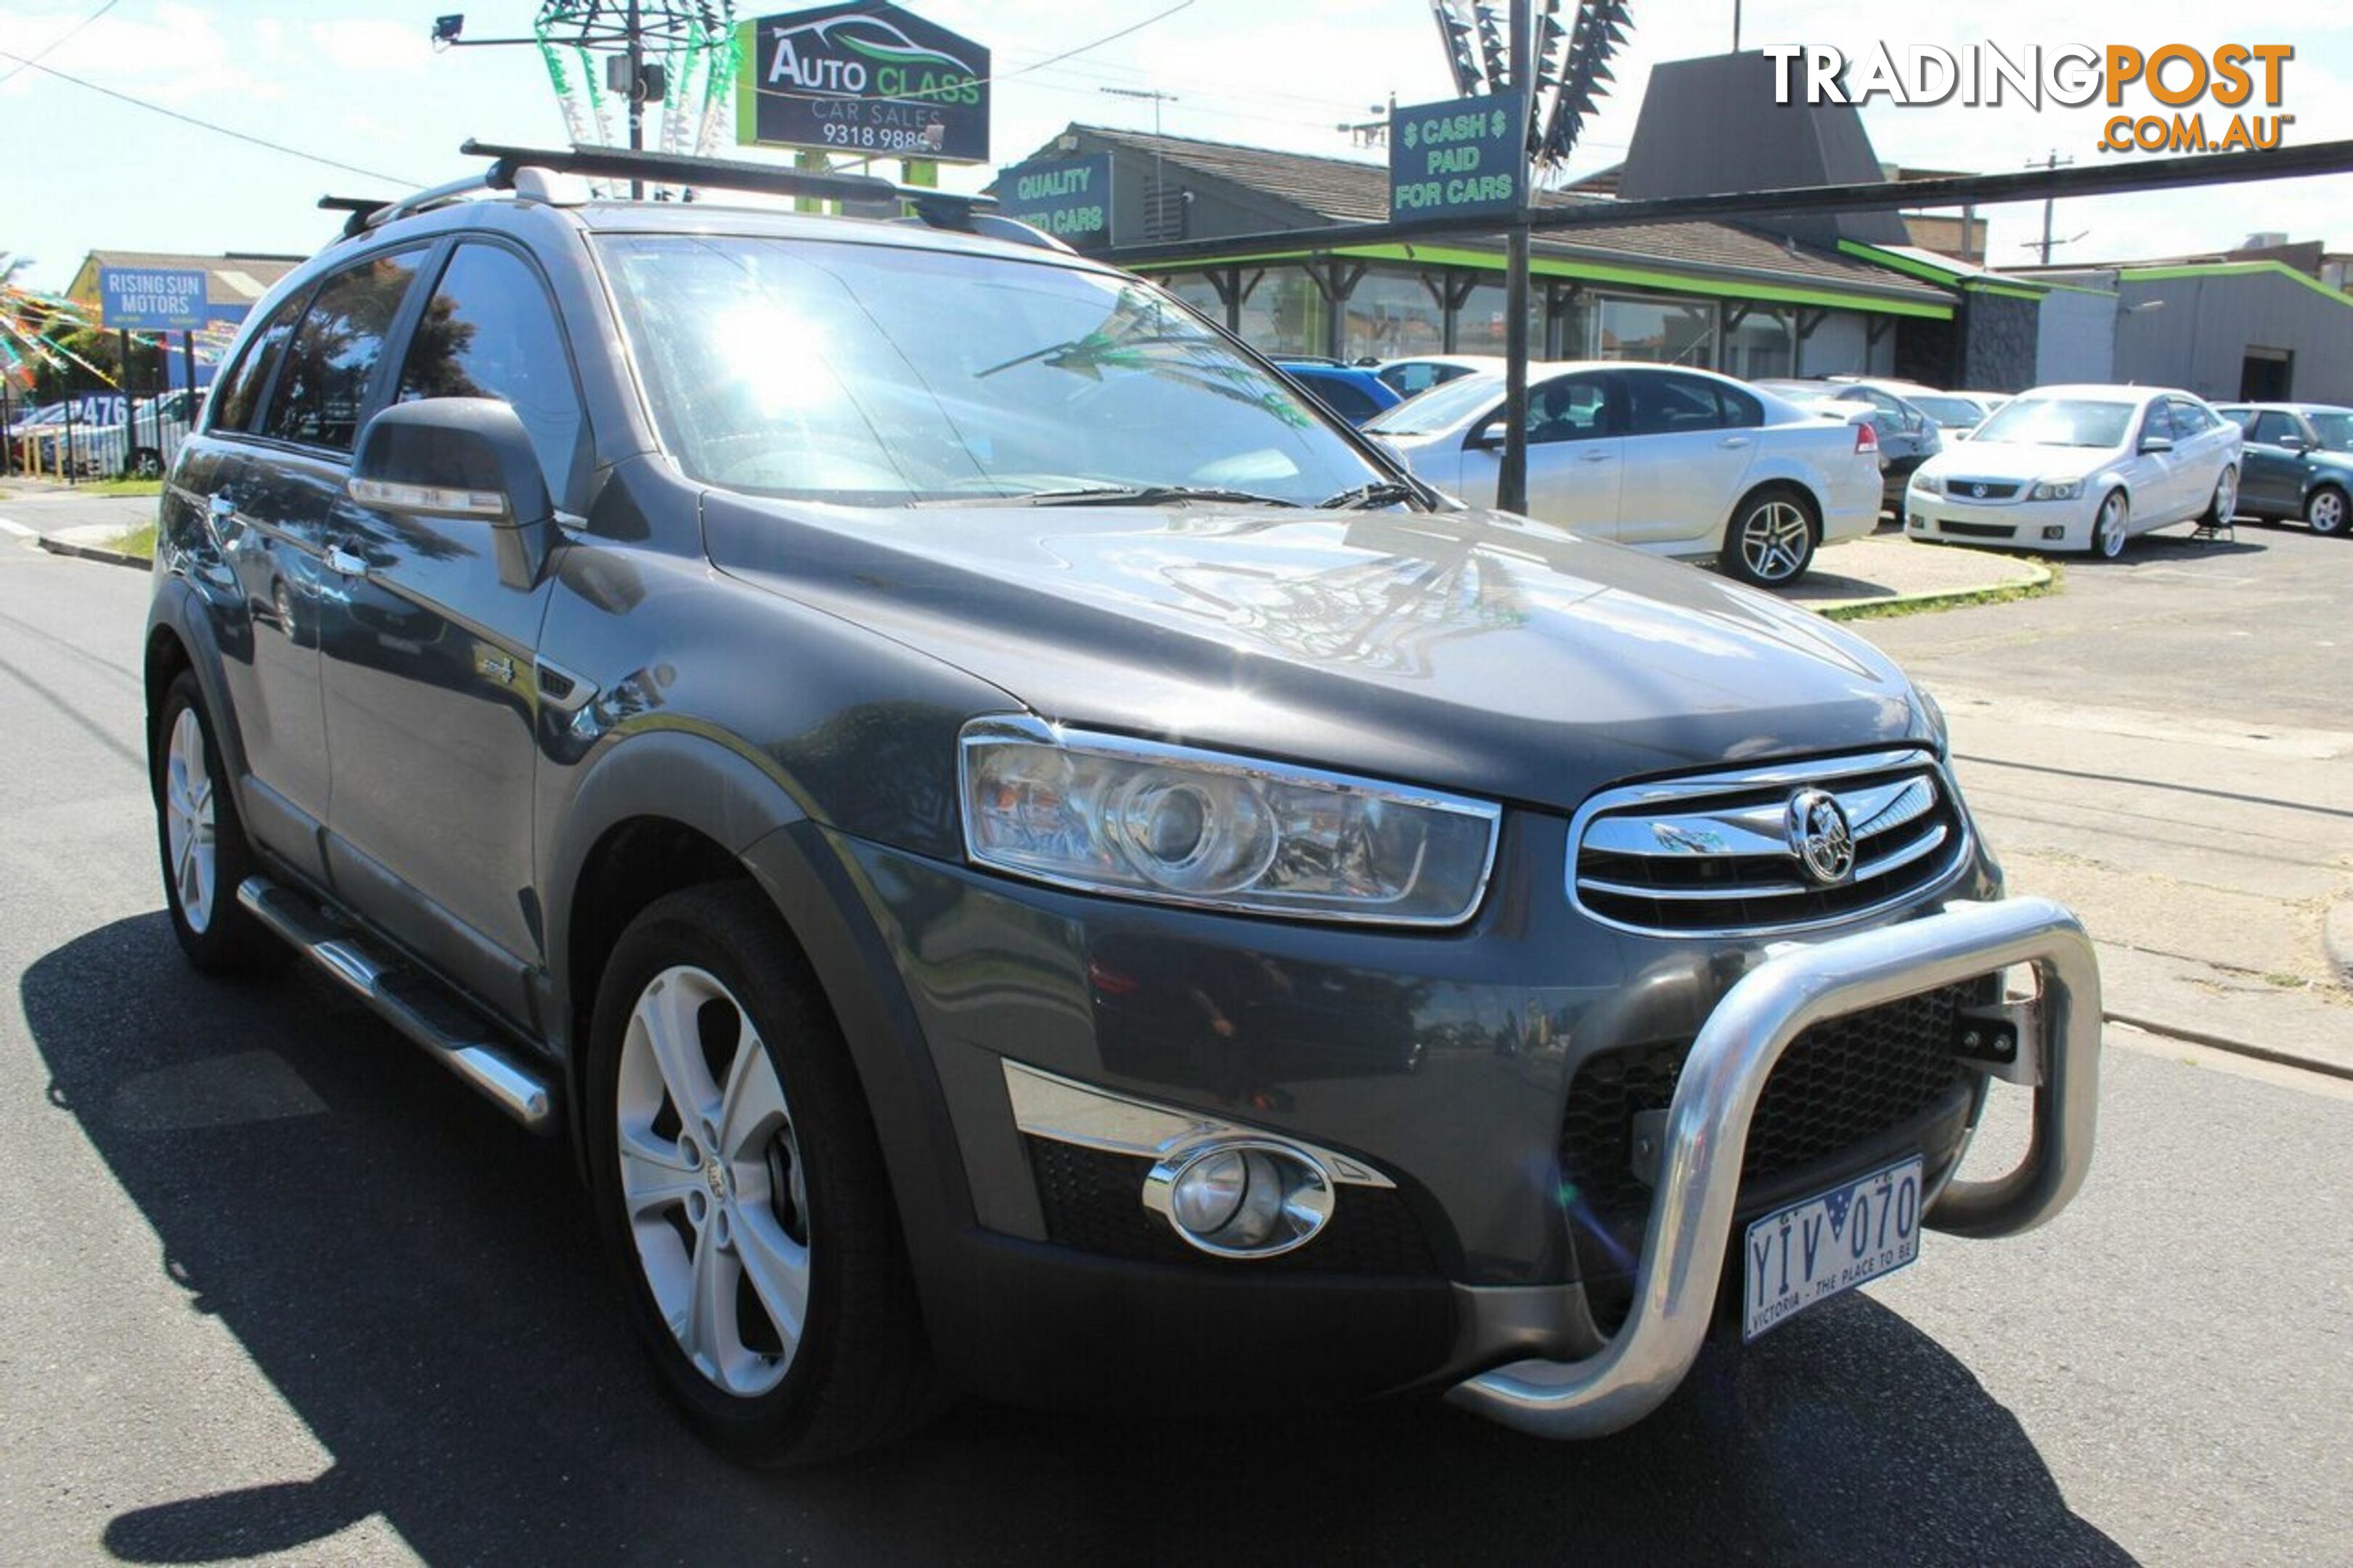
[1907,490,2092,550]
[1449,895,2098,1437]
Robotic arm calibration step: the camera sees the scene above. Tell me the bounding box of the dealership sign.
[995,154,1110,241]
[737,2,990,163]
[1389,94,1525,222]
[98,266,208,332]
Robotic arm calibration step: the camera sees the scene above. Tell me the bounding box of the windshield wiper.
[1318,479,1422,510]
[1014,484,1302,508]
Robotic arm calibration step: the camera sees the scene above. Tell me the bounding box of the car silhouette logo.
[1785,788,1856,886]
[1971,483,1988,498]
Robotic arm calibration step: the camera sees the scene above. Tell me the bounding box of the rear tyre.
[2201,466,2238,526]
[2307,485,2349,538]
[129,448,165,481]
[2091,490,2130,560]
[586,883,940,1467]
[151,671,283,975]
[1721,486,1818,588]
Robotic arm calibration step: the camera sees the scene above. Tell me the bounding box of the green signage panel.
[995,154,1111,242]
[1389,94,1525,221]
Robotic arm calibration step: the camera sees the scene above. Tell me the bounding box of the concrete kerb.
[35,523,150,572]
[1812,557,2057,621]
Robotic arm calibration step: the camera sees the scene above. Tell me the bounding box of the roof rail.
[317,173,492,239]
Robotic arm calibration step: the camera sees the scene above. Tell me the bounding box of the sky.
[2,0,2350,293]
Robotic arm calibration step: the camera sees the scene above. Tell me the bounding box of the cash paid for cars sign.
[737,1,990,163]
[1389,94,1525,222]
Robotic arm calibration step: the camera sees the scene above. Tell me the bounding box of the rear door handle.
[1718,436,1753,449]
[325,546,368,578]
[1580,451,1615,463]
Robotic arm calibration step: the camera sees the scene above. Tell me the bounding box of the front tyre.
[586,883,939,1466]
[1721,486,1818,587]
[152,671,283,974]
[2307,485,2349,537]
[2091,490,2131,560]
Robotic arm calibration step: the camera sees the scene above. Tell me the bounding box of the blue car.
[1272,358,1403,426]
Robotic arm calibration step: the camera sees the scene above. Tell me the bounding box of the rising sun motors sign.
[737,2,990,163]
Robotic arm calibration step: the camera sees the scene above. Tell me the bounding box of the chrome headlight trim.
[958,714,1501,927]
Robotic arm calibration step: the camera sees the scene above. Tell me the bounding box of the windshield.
[1910,395,1983,427]
[2307,410,2353,450]
[595,234,1385,506]
[1366,373,1501,436]
[1972,397,2134,449]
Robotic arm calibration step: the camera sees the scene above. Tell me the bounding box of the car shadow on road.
[25,915,2135,1567]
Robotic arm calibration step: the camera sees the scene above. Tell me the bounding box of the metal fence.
[1,382,196,482]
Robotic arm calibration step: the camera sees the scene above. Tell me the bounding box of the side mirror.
[2276,433,2309,452]
[349,397,557,589]
[1467,417,1508,450]
[2140,435,2175,454]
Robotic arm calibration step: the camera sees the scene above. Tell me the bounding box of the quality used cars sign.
[737,1,990,163]
[1760,41,2296,155]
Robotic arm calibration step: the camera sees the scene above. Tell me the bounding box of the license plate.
[1742,1156,1923,1342]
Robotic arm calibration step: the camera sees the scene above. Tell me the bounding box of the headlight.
[1914,685,1951,758]
[1912,471,1944,496]
[958,717,1500,925]
[2028,478,2083,501]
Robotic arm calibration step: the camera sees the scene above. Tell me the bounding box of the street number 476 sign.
[1389,94,1525,221]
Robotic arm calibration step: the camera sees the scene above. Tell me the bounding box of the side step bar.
[237,876,555,1132]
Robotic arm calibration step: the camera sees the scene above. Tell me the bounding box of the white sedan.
[1904,385,2242,559]
[1366,362,1883,587]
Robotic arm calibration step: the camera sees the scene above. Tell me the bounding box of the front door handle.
[325,545,368,578]
[1718,436,1753,449]
[1580,451,1615,463]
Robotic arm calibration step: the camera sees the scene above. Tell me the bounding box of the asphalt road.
[1,534,2348,1567]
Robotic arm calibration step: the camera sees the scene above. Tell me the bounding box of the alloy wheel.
[163,707,217,934]
[615,964,812,1398]
[2311,489,2348,536]
[2096,494,2129,558]
[1738,501,1811,582]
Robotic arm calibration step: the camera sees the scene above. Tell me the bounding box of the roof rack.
[457,141,1063,250]
[325,142,1060,250]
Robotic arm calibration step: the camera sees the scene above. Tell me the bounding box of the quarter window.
[262,250,424,453]
[397,243,587,499]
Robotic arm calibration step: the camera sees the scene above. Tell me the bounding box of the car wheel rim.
[1739,501,1809,582]
[2098,497,2126,557]
[616,964,810,1399]
[2315,492,2346,534]
[164,707,216,934]
[2216,471,2236,520]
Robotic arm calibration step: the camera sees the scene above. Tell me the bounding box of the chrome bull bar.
[1449,896,2100,1439]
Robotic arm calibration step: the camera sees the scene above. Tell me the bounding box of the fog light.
[2042,525,2065,540]
[1145,1138,1335,1257]
[1908,514,1925,530]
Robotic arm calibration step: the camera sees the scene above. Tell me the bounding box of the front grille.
[1945,479,2021,500]
[1558,979,1988,1328]
[1939,519,2018,539]
[1023,1136,1440,1275]
[1573,751,1968,936]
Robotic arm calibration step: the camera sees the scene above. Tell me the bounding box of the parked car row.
[4,388,199,478]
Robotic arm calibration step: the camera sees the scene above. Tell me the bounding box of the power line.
[745,0,1195,107]
[0,46,421,186]
[0,0,119,87]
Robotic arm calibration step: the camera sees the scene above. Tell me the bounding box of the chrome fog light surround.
[1143,1138,1336,1258]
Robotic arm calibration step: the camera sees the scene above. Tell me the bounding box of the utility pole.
[1732,0,1741,52]
[2030,150,2074,264]
[1499,0,1532,515]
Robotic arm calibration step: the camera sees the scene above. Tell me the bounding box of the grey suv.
[144,145,2100,1466]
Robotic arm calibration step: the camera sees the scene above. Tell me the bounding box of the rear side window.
[397,242,587,499]
[262,250,424,453]
[208,290,306,433]
[2250,411,2301,445]
[1528,375,1613,444]
[1626,373,1731,436]
[1299,374,1379,422]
